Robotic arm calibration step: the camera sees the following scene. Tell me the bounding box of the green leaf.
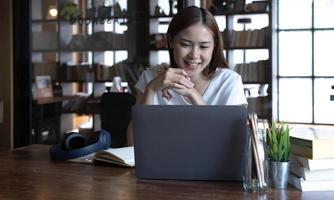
[266,121,291,162]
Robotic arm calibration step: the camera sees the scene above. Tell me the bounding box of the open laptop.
[132,105,248,181]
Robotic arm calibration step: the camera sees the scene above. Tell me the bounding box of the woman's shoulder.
[213,67,241,80]
[140,67,162,79]
[136,67,163,92]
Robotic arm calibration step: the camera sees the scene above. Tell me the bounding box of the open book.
[68,146,135,167]
[94,146,135,167]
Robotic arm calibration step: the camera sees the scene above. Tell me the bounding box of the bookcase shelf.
[30,0,132,141]
[32,49,128,53]
[32,19,59,23]
[215,11,270,16]
[149,15,174,18]
[243,80,269,84]
[149,47,168,51]
[32,16,130,23]
[148,0,185,66]
[208,0,273,119]
[225,46,269,50]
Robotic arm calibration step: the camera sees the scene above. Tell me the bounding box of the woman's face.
[170,23,215,78]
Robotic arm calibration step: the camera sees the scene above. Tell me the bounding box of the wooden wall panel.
[0,0,13,150]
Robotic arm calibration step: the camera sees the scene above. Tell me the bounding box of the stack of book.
[288,126,334,191]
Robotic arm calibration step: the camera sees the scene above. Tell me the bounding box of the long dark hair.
[167,6,228,77]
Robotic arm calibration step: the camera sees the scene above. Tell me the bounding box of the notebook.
[132,105,248,181]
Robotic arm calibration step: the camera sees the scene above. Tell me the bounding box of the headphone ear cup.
[61,132,86,150]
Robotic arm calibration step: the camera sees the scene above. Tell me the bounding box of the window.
[276,0,334,124]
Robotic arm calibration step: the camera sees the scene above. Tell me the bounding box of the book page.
[95,146,134,166]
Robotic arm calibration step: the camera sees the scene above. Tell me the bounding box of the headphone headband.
[50,129,111,160]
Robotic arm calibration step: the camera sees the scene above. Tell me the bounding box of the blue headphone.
[50,129,111,160]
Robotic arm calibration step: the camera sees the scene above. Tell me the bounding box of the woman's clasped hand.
[148,68,195,100]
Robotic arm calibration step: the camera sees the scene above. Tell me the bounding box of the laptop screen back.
[132,105,248,181]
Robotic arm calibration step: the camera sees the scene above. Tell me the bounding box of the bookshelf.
[205,0,272,119]
[148,0,185,66]
[30,0,131,142]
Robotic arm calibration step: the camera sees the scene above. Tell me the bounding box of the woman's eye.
[180,43,191,47]
[200,46,209,49]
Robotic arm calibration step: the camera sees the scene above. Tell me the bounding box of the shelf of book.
[207,0,273,120]
[226,46,269,50]
[215,11,270,16]
[31,15,131,23]
[32,49,128,53]
[288,126,334,191]
[148,0,184,67]
[30,0,132,141]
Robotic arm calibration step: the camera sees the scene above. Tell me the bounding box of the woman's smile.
[184,60,202,70]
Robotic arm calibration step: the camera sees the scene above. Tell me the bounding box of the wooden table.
[0,145,333,200]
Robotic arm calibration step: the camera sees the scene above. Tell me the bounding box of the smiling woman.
[135,6,247,106]
[126,6,249,146]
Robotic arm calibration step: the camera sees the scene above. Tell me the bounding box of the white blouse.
[135,68,248,106]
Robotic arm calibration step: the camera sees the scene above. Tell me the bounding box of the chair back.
[100,92,136,147]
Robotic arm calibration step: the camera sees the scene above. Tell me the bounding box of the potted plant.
[266,121,291,189]
[60,2,82,21]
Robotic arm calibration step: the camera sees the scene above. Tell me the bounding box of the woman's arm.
[138,82,157,105]
[188,89,207,105]
[126,91,144,146]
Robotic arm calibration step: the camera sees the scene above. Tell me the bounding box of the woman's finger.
[166,81,188,89]
[168,68,189,77]
[176,75,194,88]
[165,72,194,88]
[161,88,172,100]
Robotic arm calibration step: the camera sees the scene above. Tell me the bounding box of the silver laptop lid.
[132,105,248,181]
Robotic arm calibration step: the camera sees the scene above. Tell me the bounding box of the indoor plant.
[266,121,291,189]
